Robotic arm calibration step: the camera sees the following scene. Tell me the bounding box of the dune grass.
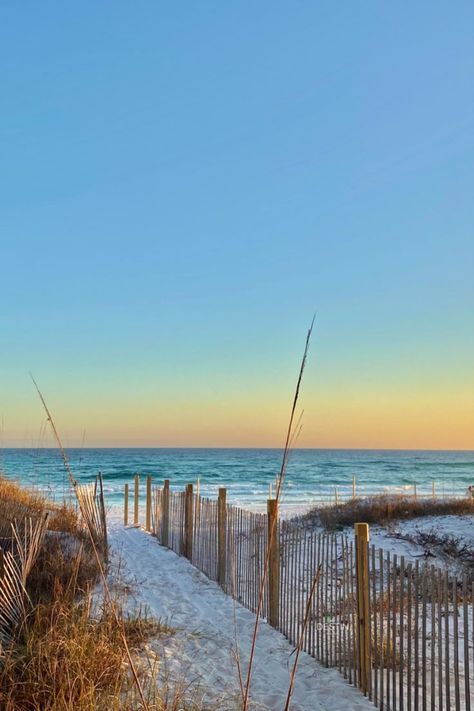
[302,494,474,531]
[0,476,79,537]
[0,477,210,711]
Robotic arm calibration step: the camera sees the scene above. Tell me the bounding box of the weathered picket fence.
[75,472,108,560]
[0,514,49,648]
[125,477,473,711]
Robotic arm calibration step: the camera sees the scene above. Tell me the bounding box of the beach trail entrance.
[122,477,474,711]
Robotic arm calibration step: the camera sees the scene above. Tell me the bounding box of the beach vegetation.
[303,493,474,530]
[0,477,209,711]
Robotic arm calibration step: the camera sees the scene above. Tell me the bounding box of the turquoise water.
[1,448,473,512]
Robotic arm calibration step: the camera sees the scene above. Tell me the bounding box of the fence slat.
[445,571,451,711]
[453,578,460,711]
[463,575,471,711]
[399,556,405,711]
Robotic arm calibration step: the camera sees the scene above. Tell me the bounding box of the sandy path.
[109,521,373,711]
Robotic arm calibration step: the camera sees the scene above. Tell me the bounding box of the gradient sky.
[1,3,473,449]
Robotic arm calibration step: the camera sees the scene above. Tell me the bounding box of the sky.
[1,2,473,450]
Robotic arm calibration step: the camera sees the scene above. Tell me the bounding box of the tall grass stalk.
[242,316,315,711]
[283,564,322,711]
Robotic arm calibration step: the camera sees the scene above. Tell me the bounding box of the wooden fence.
[0,513,49,647]
[76,473,108,561]
[125,477,473,711]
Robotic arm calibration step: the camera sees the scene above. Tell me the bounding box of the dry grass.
[0,477,46,538]
[0,595,126,710]
[0,476,94,603]
[0,589,207,711]
[0,476,79,538]
[302,494,474,531]
[1,586,181,710]
[0,479,107,709]
[123,610,175,648]
[26,532,99,604]
[0,477,214,711]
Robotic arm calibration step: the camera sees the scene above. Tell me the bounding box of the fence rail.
[125,476,473,711]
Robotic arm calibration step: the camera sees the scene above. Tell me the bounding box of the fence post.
[124,483,129,526]
[352,475,356,499]
[134,474,140,526]
[218,488,227,588]
[146,475,152,532]
[355,522,370,695]
[184,483,193,561]
[162,479,170,547]
[432,481,435,499]
[267,498,279,629]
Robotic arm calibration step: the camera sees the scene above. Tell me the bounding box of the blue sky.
[1,3,473,448]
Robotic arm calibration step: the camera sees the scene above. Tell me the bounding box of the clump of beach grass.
[122,609,175,648]
[0,585,207,711]
[0,593,126,710]
[0,475,80,538]
[0,593,180,711]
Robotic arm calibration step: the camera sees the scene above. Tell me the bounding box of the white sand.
[108,520,373,711]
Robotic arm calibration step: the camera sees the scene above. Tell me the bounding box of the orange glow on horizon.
[3,385,473,451]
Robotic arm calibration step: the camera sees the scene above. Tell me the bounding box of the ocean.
[1,448,473,513]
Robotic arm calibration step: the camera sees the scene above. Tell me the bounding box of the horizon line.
[1,445,474,453]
